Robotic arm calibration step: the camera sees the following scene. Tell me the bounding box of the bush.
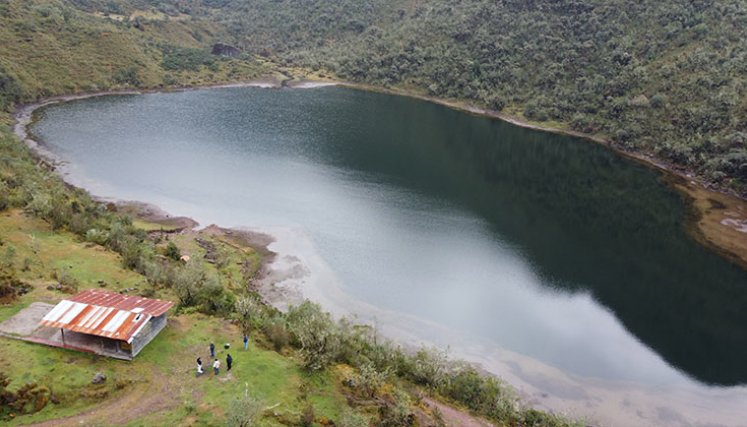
[0,374,51,420]
[235,295,266,334]
[53,269,79,294]
[0,66,22,111]
[173,260,205,307]
[0,266,31,302]
[196,274,235,315]
[225,394,262,427]
[165,241,181,261]
[286,301,341,371]
[405,348,448,389]
[650,94,666,108]
[263,316,289,352]
[439,364,516,419]
[0,246,15,270]
[112,66,141,86]
[338,410,369,427]
[355,362,389,398]
[378,390,414,427]
[301,404,315,427]
[161,47,216,71]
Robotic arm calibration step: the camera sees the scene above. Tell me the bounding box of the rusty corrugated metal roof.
[68,289,173,316]
[39,290,173,343]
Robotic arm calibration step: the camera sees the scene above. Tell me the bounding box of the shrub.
[0,66,22,111]
[161,47,216,71]
[405,348,448,389]
[0,183,8,211]
[54,269,79,294]
[225,394,262,427]
[338,410,369,427]
[112,66,141,86]
[355,361,389,398]
[0,246,15,270]
[650,94,666,108]
[0,374,51,420]
[173,260,205,307]
[286,301,341,371]
[164,241,181,261]
[378,389,414,427]
[196,274,235,315]
[301,404,315,427]
[235,295,266,334]
[263,316,289,352]
[119,236,143,269]
[439,364,516,419]
[0,266,31,302]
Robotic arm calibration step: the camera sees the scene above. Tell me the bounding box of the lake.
[32,86,747,425]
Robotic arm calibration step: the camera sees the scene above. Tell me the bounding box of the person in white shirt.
[213,358,221,376]
[196,357,204,376]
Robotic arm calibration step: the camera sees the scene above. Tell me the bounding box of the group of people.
[196,335,249,377]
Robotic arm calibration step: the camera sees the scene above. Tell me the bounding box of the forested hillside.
[0,0,266,122]
[210,0,747,195]
[1,0,746,194]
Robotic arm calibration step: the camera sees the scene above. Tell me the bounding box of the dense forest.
[1,0,746,193]
[208,0,747,195]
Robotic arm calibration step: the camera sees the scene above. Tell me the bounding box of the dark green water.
[33,87,747,390]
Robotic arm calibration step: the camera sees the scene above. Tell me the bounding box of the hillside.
[0,0,268,124]
[209,0,747,196]
[2,1,746,195]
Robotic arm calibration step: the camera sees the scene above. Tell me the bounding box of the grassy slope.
[0,0,270,126]
[0,114,354,425]
[0,207,351,426]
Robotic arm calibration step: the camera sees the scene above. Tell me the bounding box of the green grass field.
[0,209,351,426]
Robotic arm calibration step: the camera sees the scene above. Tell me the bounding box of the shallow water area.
[31,86,747,426]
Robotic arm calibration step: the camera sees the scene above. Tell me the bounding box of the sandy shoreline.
[11,77,747,427]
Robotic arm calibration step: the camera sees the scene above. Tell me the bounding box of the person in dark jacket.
[226,353,233,372]
[209,342,215,357]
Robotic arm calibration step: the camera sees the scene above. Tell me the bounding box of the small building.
[37,289,174,360]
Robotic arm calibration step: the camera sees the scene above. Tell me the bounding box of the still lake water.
[33,87,747,422]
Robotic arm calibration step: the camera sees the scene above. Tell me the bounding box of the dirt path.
[423,397,496,427]
[24,371,179,427]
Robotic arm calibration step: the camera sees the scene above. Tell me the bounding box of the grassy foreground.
[0,206,365,426]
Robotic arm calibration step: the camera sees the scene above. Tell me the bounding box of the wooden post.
[61,328,65,348]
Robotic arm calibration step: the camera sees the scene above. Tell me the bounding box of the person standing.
[226,353,233,372]
[213,358,220,376]
[210,342,215,358]
[243,334,249,351]
[196,357,204,376]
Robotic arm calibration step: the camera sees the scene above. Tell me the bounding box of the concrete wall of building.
[131,315,168,357]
